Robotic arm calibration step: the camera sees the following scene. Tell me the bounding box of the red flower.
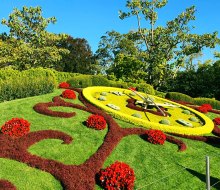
[86,114,106,130]
[62,89,76,99]
[1,118,30,138]
[128,87,136,91]
[98,161,135,190]
[197,106,208,113]
[197,104,212,113]
[146,129,166,145]
[201,104,212,111]
[213,118,220,125]
[59,82,70,89]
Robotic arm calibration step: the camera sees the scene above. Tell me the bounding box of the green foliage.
[67,75,110,88]
[1,6,56,46]
[97,1,219,88]
[165,92,194,104]
[194,98,220,110]
[1,6,69,70]
[135,83,155,95]
[52,70,79,83]
[0,68,56,102]
[167,60,220,100]
[108,80,129,89]
[58,36,98,74]
[155,90,166,98]
[91,75,111,86]
[67,75,93,88]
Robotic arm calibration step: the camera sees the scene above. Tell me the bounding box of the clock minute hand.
[128,87,166,117]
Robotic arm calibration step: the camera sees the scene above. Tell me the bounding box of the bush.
[1,118,30,138]
[67,75,93,88]
[194,98,220,110]
[0,72,55,102]
[98,161,135,190]
[52,70,79,83]
[109,80,129,89]
[86,114,106,130]
[62,89,76,99]
[146,129,166,145]
[155,90,166,98]
[135,83,155,95]
[91,75,111,86]
[165,92,194,104]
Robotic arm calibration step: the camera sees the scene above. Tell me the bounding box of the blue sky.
[0,0,220,62]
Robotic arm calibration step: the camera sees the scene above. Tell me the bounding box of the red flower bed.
[146,129,166,145]
[213,118,220,125]
[197,104,212,113]
[1,118,30,138]
[98,161,135,190]
[62,89,76,99]
[59,82,70,89]
[128,87,136,91]
[86,114,106,130]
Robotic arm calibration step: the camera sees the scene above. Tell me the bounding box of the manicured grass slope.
[0,89,220,189]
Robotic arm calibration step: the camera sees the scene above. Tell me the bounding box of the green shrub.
[91,75,111,86]
[52,70,80,83]
[0,68,56,102]
[155,90,166,98]
[109,80,129,89]
[67,75,93,88]
[135,83,155,95]
[165,92,194,104]
[194,98,220,110]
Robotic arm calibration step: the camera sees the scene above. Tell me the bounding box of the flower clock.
[1,86,220,190]
[82,86,214,135]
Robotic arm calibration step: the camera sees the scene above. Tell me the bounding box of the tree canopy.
[96,0,219,88]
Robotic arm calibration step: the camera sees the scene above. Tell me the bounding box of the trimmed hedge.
[135,83,155,95]
[52,70,80,83]
[194,98,220,110]
[165,92,194,104]
[0,68,56,102]
[68,75,155,95]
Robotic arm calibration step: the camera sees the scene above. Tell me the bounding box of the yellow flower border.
[83,86,214,135]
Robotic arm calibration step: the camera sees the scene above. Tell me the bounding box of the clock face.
[82,86,214,135]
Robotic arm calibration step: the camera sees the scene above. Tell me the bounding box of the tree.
[1,6,56,47]
[1,6,69,70]
[58,36,98,74]
[97,0,219,88]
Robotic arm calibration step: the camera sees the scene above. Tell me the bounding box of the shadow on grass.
[184,167,220,189]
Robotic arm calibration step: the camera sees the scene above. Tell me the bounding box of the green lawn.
[0,89,220,190]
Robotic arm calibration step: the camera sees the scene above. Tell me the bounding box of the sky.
[0,0,220,63]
